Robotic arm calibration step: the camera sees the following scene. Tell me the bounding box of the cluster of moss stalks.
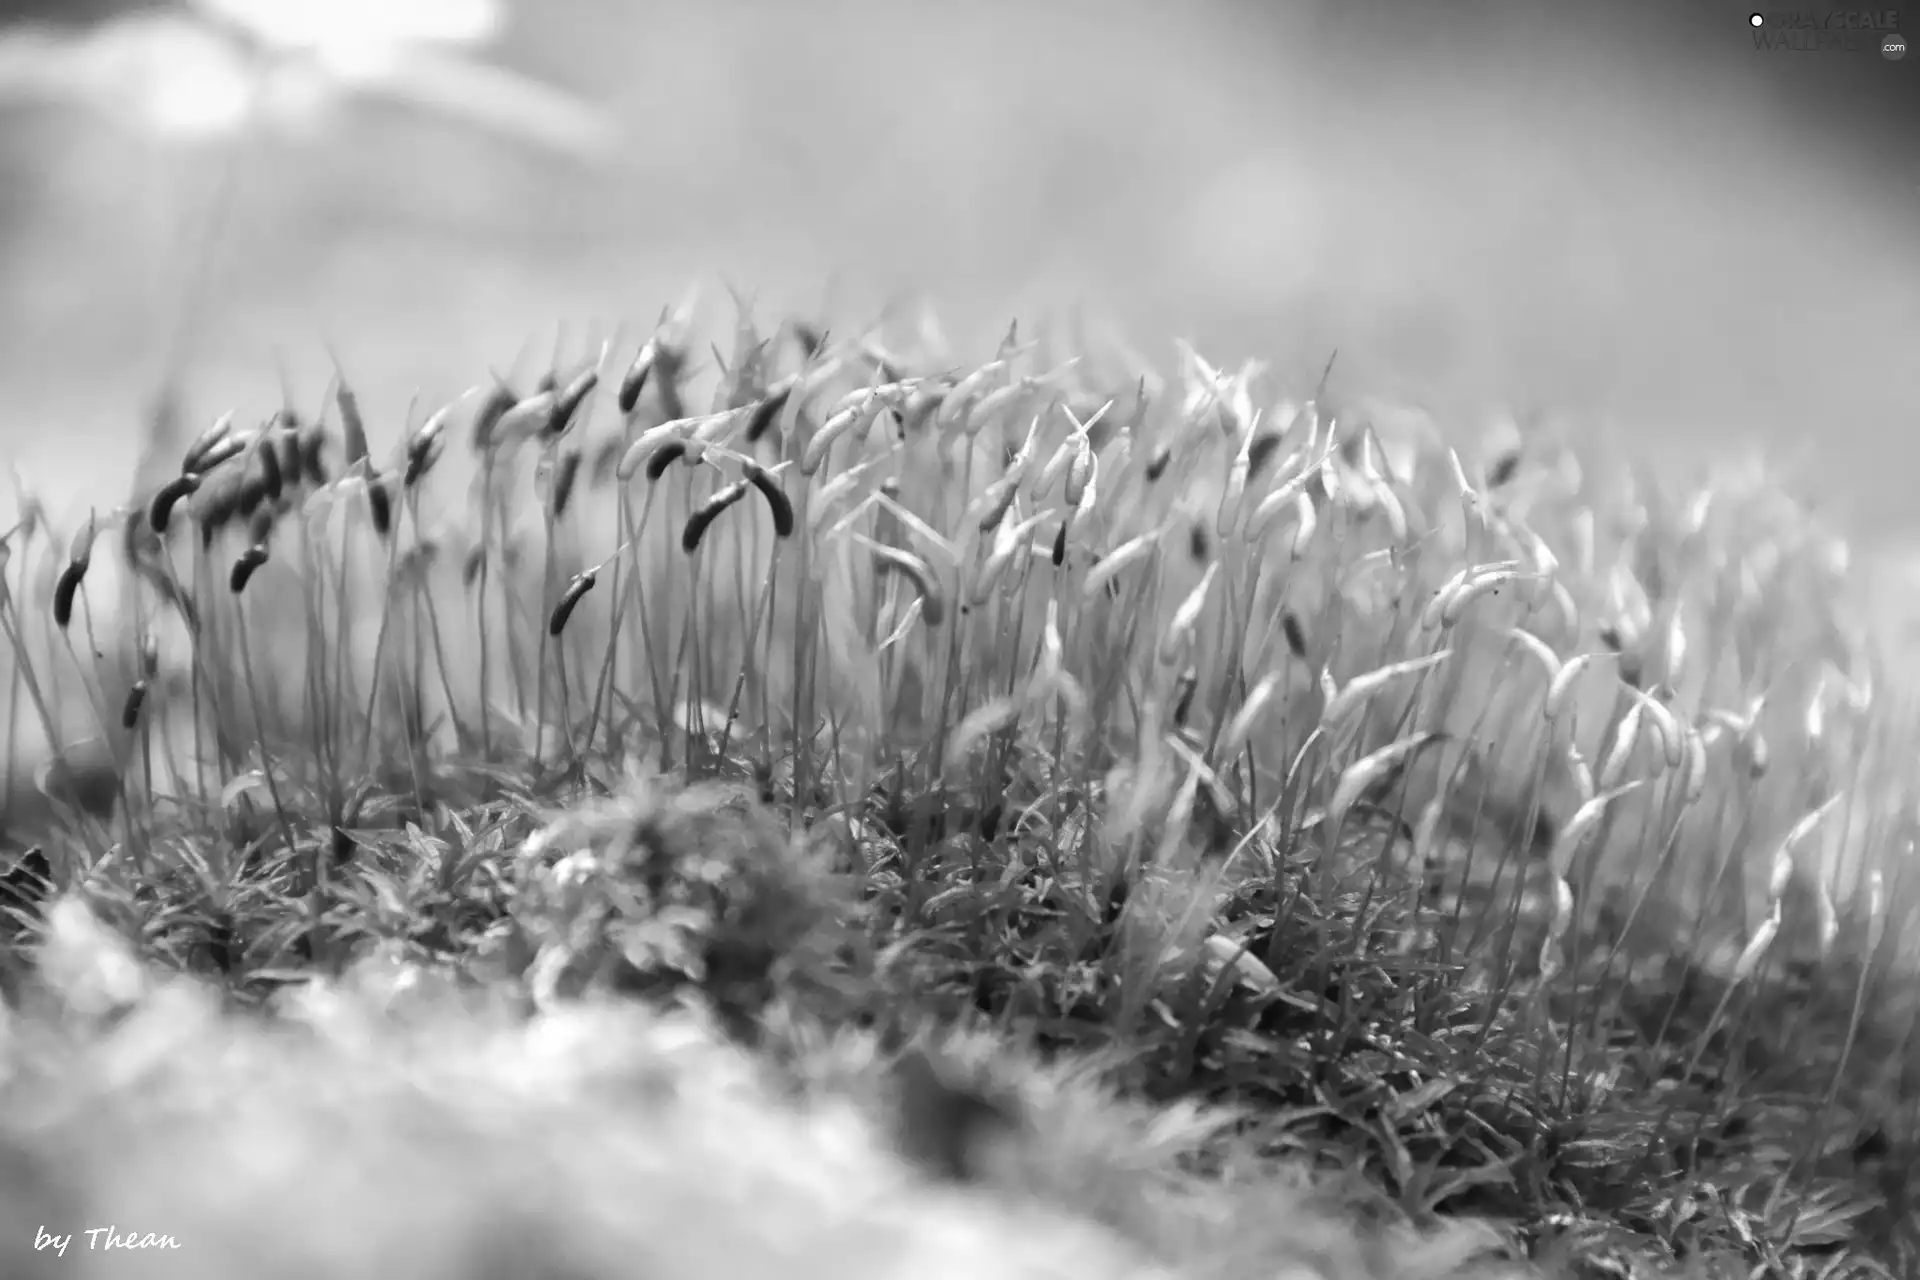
[0,303,1914,1278]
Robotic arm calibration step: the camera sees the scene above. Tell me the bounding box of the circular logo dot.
[1749,11,1764,26]
[1884,33,1907,59]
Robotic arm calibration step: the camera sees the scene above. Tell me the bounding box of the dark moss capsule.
[298,421,330,485]
[547,569,597,636]
[790,319,828,360]
[230,544,270,594]
[548,368,599,440]
[272,445,297,511]
[744,462,794,537]
[403,405,450,488]
[1172,667,1198,728]
[469,381,517,454]
[645,440,688,481]
[681,481,750,554]
[550,450,583,519]
[236,473,272,522]
[617,341,655,415]
[590,437,626,486]
[1282,611,1308,660]
[743,377,795,444]
[653,340,688,421]
[151,474,204,537]
[120,680,148,730]
[272,412,305,485]
[1247,430,1284,482]
[51,561,85,630]
[366,475,392,539]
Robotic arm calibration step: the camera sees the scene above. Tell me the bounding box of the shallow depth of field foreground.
[1,307,1917,1278]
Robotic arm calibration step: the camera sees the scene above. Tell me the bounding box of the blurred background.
[0,0,1913,537]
